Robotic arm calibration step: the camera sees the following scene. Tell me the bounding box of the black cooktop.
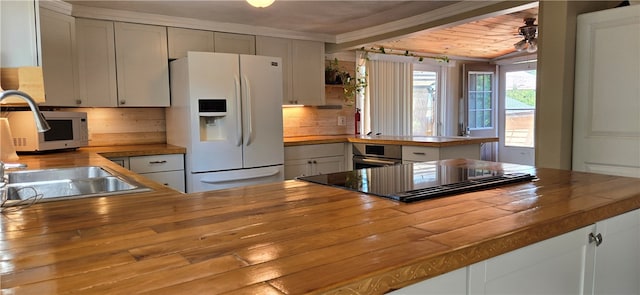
[297,162,536,203]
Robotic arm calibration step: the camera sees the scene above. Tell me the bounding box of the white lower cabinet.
[391,208,640,295]
[468,226,592,295]
[402,144,481,164]
[109,154,185,192]
[284,143,345,180]
[584,208,640,295]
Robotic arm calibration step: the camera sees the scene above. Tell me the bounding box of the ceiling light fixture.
[514,18,538,53]
[247,0,275,8]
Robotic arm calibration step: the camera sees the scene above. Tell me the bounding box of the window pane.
[468,72,493,129]
[504,70,536,147]
[412,70,437,136]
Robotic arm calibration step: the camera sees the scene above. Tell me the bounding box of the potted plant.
[325,58,341,85]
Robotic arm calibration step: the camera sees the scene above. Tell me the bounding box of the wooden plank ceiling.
[370,7,539,59]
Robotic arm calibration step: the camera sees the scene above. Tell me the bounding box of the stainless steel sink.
[2,166,150,206]
[7,166,112,183]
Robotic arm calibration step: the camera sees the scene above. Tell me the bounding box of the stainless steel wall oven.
[352,143,402,169]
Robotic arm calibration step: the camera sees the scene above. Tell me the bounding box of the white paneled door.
[573,5,640,178]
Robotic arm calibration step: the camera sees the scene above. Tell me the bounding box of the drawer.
[129,154,184,173]
[141,170,185,192]
[285,143,344,160]
[402,146,439,162]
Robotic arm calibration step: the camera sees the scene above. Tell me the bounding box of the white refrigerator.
[166,52,284,193]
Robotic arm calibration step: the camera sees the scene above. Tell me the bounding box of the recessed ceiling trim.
[70,3,335,42]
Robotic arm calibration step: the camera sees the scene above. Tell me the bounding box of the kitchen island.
[1,150,640,294]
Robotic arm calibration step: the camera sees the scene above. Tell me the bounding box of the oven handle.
[354,157,400,166]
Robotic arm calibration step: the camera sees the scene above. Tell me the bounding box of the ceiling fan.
[514,18,538,53]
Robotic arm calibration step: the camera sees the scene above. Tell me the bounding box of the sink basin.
[2,166,150,206]
[7,166,112,183]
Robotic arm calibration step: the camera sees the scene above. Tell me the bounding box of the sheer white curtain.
[363,53,413,136]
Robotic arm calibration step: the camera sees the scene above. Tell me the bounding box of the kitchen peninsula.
[1,149,639,294]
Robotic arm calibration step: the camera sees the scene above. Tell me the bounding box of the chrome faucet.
[0,90,51,188]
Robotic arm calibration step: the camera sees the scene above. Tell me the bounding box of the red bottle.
[355,108,361,135]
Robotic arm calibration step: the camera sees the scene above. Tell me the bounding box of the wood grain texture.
[284,134,498,147]
[2,155,640,294]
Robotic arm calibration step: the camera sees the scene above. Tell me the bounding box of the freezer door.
[188,165,284,193]
[186,52,244,172]
[240,55,284,168]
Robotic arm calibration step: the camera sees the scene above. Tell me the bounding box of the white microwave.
[6,111,89,152]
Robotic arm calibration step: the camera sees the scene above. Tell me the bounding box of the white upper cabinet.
[75,18,118,107]
[114,22,170,107]
[167,27,215,59]
[0,0,40,67]
[256,36,325,105]
[291,39,325,105]
[39,8,78,106]
[214,32,255,55]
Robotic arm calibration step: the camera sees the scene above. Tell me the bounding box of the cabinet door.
[167,27,214,59]
[214,32,255,54]
[75,18,118,107]
[0,0,39,67]
[468,225,592,295]
[114,22,170,107]
[142,170,185,193]
[291,40,325,105]
[39,8,78,106]
[313,156,345,175]
[284,158,312,180]
[256,36,292,104]
[585,209,640,295]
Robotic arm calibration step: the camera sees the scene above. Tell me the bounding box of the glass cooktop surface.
[297,162,536,202]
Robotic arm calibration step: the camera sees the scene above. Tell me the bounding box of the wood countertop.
[2,155,640,294]
[283,135,498,147]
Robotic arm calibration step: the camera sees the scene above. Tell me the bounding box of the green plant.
[341,71,367,105]
[325,58,341,85]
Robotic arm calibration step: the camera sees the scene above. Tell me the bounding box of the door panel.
[240,55,284,168]
[463,63,498,161]
[499,63,536,165]
[186,52,243,172]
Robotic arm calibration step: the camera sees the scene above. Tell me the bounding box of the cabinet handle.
[307,161,312,164]
[312,160,317,164]
[120,100,126,105]
[149,160,167,164]
[76,99,82,105]
[589,232,603,246]
[413,152,426,155]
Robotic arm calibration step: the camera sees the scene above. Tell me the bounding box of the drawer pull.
[413,152,426,155]
[149,160,168,164]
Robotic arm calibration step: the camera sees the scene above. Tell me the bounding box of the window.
[468,72,494,129]
[412,70,438,136]
[504,70,536,148]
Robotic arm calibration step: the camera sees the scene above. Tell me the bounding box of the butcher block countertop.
[283,135,498,147]
[2,154,640,294]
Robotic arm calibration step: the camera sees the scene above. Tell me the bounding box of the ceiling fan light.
[514,39,527,51]
[247,0,275,8]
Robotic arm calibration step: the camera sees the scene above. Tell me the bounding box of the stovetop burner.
[297,162,536,203]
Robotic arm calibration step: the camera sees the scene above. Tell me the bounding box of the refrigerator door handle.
[234,75,243,147]
[199,169,280,184]
[242,75,254,146]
